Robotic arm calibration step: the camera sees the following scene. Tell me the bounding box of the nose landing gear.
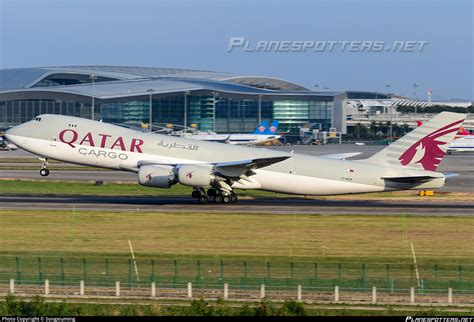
[39,158,50,177]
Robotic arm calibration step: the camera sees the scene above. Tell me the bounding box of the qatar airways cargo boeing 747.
[5,112,465,204]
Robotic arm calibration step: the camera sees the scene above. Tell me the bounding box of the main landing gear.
[191,187,238,204]
[191,188,208,204]
[39,157,50,177]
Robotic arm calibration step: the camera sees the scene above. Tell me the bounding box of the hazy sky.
[0,0,472,100]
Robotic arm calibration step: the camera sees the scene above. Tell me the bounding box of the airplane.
[181,120,281,145]
[417,120,473,154]
[5,112,465,204]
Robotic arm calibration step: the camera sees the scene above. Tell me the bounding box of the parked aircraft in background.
[181,120,281,145]
[6,112,465,203]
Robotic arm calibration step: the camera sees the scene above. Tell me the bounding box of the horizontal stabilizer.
[320,152,361,160]
[381,175,439,184]
[443,173,459,178]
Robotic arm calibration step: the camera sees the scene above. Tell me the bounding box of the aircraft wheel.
[40,169,50,177]
[198,196,208,204]
[214,195,223,203]
[230,194,238,203]
[191,190,201,198]
[222,195,231,204]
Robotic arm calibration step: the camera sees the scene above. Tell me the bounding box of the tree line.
[0,294,307,316]
[348,105,472,139]
[396,105,473,114]
[349,121,412,140]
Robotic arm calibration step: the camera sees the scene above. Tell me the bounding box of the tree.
[353,123,368,139]
[369,121,379,138]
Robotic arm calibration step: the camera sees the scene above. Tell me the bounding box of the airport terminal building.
[0,66,469,136]
[0,66,341,134]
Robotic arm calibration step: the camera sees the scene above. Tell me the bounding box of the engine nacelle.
[177,164,215,187]
[138,165,176,188]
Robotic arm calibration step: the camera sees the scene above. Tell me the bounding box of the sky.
[0,0,472,100]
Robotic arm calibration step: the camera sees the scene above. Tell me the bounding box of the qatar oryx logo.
[186,171,194,179]
[399,119,464,171]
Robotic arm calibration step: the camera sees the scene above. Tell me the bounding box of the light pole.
[184,91,190,130]
[212,91,219,132]
[147,88,154,132]
[385,83,392,139]
[89,74,98,120]
[413,83,419,117]
[258,94,262,124]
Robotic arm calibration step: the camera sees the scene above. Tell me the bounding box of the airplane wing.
[213,156,290,179]
[319,152,362,160]
[136,155,290,180]
[381,175,441,184]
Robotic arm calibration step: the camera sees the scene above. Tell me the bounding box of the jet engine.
[138,165,176,188]
[177,164,216,187]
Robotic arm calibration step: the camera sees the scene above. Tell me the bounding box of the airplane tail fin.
[263,121,279,134]
[365,112,467,171]
[253,120,269,134]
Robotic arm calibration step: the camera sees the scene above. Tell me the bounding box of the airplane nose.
[5,126,16,140]
[5,124,22,143]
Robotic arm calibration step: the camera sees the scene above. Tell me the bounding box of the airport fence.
[0,256,473,294]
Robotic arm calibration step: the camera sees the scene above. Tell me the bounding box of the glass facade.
[273,101,309,132]
[0,95,334,133]
[0,100,91,126]
[309,100,333,130]
[215,98,273,133]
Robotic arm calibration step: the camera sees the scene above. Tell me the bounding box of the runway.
[1,195,472,216]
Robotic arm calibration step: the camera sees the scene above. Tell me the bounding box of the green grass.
[0,180,291,198]
[1,179,471,201]
[0,158,62,164]
[0,209,472,264]
[0,210,472,290]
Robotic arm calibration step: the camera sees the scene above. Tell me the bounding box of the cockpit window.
[34,117,42,122]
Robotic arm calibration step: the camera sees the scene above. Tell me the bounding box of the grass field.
[0,209,472,264]
[1,179,472,201]
[0,209,473,290]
